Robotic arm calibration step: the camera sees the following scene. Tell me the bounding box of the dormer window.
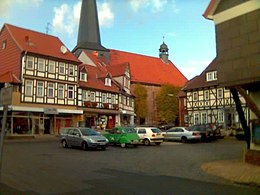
[206,71,217,82]
[2,40,6,49]
[105,78,111,86]
[80,72,87,81]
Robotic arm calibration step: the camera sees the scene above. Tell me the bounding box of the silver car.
[60,127,109,150]
[164,127,201,143]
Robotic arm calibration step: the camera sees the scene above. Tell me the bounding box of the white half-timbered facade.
[181,59,247,129]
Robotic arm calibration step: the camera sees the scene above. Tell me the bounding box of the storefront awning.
[7,106,83,114]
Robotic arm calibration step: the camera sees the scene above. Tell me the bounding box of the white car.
[135,127,164,146]
[164,127,201,143]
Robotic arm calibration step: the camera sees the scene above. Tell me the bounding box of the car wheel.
[181,137,187,143]
[62,140,68,148]
[144,139,150,146]
[120,143,126,148]
[155,142,161,146]
[82,142,88,151]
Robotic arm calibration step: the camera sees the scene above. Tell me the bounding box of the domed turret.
[159,40,169,63]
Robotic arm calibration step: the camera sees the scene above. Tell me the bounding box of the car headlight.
[88,138,95,143]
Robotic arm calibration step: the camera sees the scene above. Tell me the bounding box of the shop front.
[0,106,83,136]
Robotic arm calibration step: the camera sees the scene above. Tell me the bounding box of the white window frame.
[217,88,223,98]
[90,92,95,102]
[102,93,106,103]
[194,113,199,125]
[204,90,209,100]
[82,90,87,101]
[68,65,74,76]
[38,58,45,72]
[218,112,224,123]
[68,85,74,99]
[201,112,207,124]
[27,56,34,70]
[105,78,111,86]
[25,80,33,96]
[80,72,87,81]
[36,81,44,97]
[111,95,115,104]
[58,84,65,99]
[213,71,217,80]
[48,60,55,73]
[59,62,65,75]
[193,92,198,101]
[47,83,54,97]
[2,41,6,49]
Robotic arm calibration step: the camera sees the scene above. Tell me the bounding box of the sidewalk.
[4,134,59,143]
[201,159,260,187]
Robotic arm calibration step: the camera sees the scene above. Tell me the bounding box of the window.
[25,80,33,96]
[2,40,6,49]
[82,90,87,100]
[201,113,207,124]
[68,85,74,99]
[27,56,34,69]
[217,88,223,98]
[58,84,64,98]
[48,60,55,73]
[47,83,54,97]
[38,58,45,71]
[59,62,65,74]
[184,115,189,123]
[193,92,198,101]
[204,90,209,100]
[80,72,87,81]
[206,71,217,81]
[102,94,106,103]
[105,78,111,86]
[138,129,146,134]
[194,113,199,125]
[90,92,95,101]
[69,65,74,76]
[36,81,44,97]
[218,112,224,123]
[184,98,187,106]
[111,95,115,104]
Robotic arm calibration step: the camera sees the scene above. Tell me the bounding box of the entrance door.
[44,119,50,134]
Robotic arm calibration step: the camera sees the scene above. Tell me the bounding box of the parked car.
[102,126,140,148]
[135,126,164,146]
[60,127,109,150]
[164,127,201,143]
[158,123,175,131]
[187,125,213,142]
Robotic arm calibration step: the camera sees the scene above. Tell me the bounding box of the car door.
[72,129,82,147]
[136,128,146,141]
[165,129,175,140]
[66,129,74,146]
[174,128,183,140]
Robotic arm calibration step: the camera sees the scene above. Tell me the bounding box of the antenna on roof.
[46,22,51,34]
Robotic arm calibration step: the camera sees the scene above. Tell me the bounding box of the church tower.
[73,0,109,58]
[159,39,169,63]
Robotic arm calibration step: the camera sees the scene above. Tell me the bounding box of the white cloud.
[97,2,114,27]
[128,0,178,13]
[0,0,42,18]
[180,60,211,80]
[52,1,114,36]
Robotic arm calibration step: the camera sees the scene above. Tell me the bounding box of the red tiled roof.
[0,71,21,83]
[4,23,80,63]
[78,64,119,93]
[109,49,187,87]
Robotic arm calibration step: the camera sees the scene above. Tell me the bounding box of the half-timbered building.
[204,0,260,164]
[76,51,135,129]
[181,59,247,129]
[0,24,82,136]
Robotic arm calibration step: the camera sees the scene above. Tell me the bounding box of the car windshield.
[151,128,161,133]
[80,128,99,136]
[123,127,136,133]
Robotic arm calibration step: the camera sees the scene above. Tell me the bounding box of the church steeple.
[73,0,109,57]
[159,37,169,63]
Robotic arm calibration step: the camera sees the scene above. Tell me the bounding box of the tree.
[133,84,148,123]
[156,84,180,124]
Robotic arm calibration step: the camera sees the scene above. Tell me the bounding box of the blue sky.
[0,0,216,80]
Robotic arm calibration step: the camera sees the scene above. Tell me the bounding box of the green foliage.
[133,84,148,119]
[156,84,180,124]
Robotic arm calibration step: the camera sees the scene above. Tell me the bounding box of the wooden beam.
[235,86,260,120]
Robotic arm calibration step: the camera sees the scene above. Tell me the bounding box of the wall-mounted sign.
[44,108,58,115]
[0,87,12,106]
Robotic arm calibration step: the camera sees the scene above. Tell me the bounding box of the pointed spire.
[159,36,169,63]
[73,0,109,55]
